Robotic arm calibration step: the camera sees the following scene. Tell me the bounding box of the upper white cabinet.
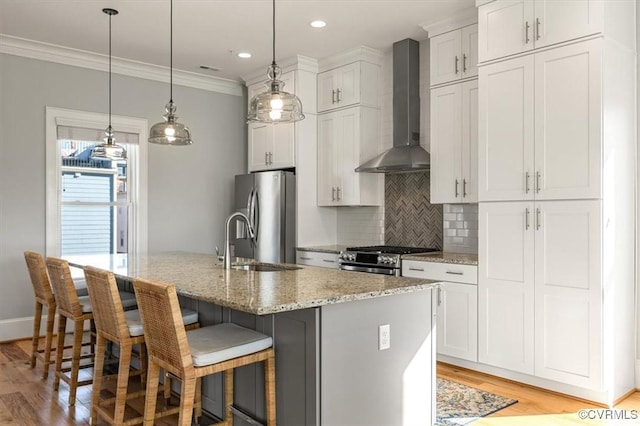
[430,24,478,86]
[478,0,603,63]
[317,107,381,206]
[247,71,295,172]
[478,39,601,202]
[430,79,478,203]
[317,62,379,113]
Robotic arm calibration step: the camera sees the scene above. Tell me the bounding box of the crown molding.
[420,7,478,37]
[0,35,243,96]
[242,54,319,86]
[317,46,384,73]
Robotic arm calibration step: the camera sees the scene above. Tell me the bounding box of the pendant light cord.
[271,0,276,67]
[108,11,112,130]
[170,0,173,103]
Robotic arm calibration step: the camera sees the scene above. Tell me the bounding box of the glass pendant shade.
[149,101,192,145]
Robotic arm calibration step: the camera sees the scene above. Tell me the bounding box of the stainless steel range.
[338,245,439,276]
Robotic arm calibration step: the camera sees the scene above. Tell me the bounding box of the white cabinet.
[296,250,339,269]
[479,200,602,386]
[247,71,295,171]
[479,39,601,202]
[317,107,381,206]
[430,79,478,203]
[478,0,603,63]
[317,62,379,113]
[402,260,478,362]
[430,24,478,86]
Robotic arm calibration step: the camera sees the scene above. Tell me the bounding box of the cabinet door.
[534,0,603,48]
[335,108,360,205]
[296,250,339,269]
[334,62,360,109]
[437,282,478,362]
[271,122,295,169]
[248,123,271,172]
[534,200,601,389]
[317,113,338,206]
[317,70,338,113]
[461,80,478,203]
[479,201,534,374]
[478,0,534,63]
[430,84,462,204]
[430,30,462,86]
[461,24,479,79]
[479,55,534,201]
[534,40,601,200]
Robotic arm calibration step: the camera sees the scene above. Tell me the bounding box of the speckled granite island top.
[296,245,348,254]
[402,251,478,266]
[64,252,437,315]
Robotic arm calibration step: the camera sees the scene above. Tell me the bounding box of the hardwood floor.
[1,338,639,424]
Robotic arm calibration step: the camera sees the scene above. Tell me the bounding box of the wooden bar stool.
[84,266,199,425]
[24,251,57,379]
[133,278,276,426]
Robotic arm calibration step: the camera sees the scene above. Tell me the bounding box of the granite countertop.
[402,252,478,266]
[296,245,348,254]
[65,252,437,316]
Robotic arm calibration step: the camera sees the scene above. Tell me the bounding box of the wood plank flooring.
[1,338,639,424]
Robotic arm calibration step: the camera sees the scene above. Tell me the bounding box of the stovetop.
[345,245,439,255]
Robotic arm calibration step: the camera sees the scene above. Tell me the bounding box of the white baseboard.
[0,315,89,343]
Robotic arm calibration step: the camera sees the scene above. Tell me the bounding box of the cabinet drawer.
[402,260,477,285]
[296,251,339,269]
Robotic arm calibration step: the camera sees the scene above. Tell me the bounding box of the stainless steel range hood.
[355,38,429,173]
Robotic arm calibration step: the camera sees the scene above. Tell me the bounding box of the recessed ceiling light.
[310,20,327,28]
[237,52,252,59]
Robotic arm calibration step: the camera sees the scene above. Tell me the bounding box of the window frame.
[45,106,148,256]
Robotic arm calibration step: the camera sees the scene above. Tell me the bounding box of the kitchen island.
[65,252,438,426]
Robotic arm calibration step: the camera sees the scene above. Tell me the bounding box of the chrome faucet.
[223,212,255,270]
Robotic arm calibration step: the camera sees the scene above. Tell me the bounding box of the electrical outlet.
[378,324,390,350]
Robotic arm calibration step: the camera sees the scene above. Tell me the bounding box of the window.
[46,107,148,258]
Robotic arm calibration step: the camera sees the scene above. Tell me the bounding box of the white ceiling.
[0,0,475,82]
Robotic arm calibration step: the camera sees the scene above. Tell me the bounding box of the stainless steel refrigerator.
[232,170,296,263]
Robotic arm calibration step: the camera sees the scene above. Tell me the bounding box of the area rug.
[436,378,518,425]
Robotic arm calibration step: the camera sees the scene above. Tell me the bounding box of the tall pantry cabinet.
[476,0,635,404]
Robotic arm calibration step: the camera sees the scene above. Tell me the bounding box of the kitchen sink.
[231,263,302,272]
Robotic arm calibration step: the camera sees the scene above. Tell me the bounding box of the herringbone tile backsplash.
[385,172,443,249]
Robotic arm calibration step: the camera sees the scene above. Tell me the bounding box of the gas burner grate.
[346,245,439,255]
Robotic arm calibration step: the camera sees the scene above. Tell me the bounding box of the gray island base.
[65,252,437,426]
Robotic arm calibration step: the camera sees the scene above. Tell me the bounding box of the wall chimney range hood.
[355,38,429,173]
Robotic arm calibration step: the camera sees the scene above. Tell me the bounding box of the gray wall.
[0,53,246,322]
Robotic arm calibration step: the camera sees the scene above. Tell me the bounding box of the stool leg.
[53,316,67,392]
[30,301,43,369]
[67,319,85,405]
[114,340,133,424]
[42,304,56,379]
[143,362,161,426]
[223,369,234,426]
[178,372,197,426]
[194,377,202,423]
[264,353,276,426]
[91,335,107,425]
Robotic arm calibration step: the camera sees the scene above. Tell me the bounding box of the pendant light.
[149,0,193,145]
[92,8,127,160]
[247,0,305,124]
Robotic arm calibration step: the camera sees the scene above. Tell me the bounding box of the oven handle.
[339,264,398,276]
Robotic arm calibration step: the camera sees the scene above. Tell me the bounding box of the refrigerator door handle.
[251,189,259,243]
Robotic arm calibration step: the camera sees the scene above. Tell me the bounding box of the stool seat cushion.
[187,323,273,367]
[73,278,88,297]
[125,308,199,337]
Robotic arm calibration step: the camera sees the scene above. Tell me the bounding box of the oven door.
[339,263,399,276]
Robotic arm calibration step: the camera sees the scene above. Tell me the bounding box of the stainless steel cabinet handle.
[536,208,541,230]
[536,18,541,41]
[446,271,464,275]
[437,287,442,306]
[455,56,459,74]
[336,88,342,102]
[455,179,459,198]
[268,152,273,165]
[525,21,530,44]
[525,171,530,193]
[336,187,341,201]
[536,171,541,193]
[332,187,336,202]
[299,256,312,260]
[408,267,425,272]
[332,89,336,104]
[462,54,467,73]
[264,152,268,165]
[322,259,336,263]
[526,208,530,230]
[463,179,467,197]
